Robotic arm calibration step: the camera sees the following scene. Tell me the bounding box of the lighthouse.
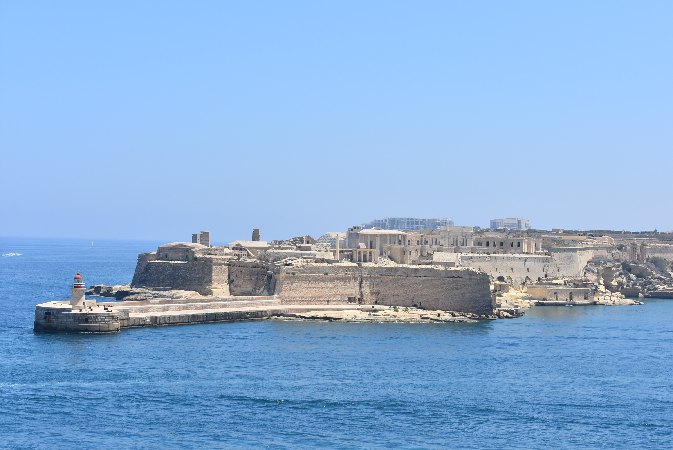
[70,272,86,308]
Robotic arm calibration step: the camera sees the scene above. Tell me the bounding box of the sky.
[1,1,672,242]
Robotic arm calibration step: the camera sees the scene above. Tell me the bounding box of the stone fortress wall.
[131,243,230,295]
[458,248,594,284]
[360,266,493,314]
[235,263,493,315]
[130,243,494,315]
[227,261,275,296]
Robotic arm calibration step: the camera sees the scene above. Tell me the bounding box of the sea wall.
[130,255,493,314]
[274,265,361,304]
[34,303,120,332]
[362,266,493,314]
[274,264,493,315]
[131,253,230,295]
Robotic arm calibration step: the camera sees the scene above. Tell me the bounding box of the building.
[228,240,271,258]
[362,217,454,231]
[471,233,541,254]
[490,218,530,231]
[527,283,595,305]
[191,230,211,247]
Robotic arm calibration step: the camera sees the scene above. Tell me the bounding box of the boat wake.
[2,253,22,257]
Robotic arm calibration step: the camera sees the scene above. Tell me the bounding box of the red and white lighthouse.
[70,272,86,307]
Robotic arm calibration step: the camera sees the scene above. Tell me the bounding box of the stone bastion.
[130,244,494,315]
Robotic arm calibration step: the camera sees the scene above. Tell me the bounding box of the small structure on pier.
[70,273,86,308]
[34,273,120,333]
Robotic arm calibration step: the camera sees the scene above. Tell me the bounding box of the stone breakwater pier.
[34,245,495,333]
[34,295,495,333]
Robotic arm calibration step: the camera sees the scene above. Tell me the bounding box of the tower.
[70,272,86,308]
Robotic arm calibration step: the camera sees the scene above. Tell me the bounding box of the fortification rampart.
[274,265,361,304]
[227,260,275,296]
[362,266,493,314]
[131,253,230,295]
[130,242,494,315]
[273,264,493,315]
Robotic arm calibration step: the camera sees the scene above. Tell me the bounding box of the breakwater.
[34,295,496,333]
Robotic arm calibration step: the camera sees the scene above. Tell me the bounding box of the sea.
[1,237,673,449]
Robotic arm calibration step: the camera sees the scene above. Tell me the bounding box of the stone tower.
[70,273,86,308]
[252,228,260,242]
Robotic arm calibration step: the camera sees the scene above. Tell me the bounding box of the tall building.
[490,218,530,231]
[362,217,454,231]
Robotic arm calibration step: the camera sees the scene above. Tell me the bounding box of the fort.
[35,236,494,333]
[34,219,673,332]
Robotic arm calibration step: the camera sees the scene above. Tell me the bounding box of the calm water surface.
[1,237,672,449]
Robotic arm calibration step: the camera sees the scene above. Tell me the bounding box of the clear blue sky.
[1,1,671,242]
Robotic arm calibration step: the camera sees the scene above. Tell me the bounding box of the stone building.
[490,218,530,231]
[361,217,454,231]
[344,226,543,266]
[527,283,595,304]
[471,233,541,254]
[348,228,407,258]
[191,231,211,247]
[229,240,271,258]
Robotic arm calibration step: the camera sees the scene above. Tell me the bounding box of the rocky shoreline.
[271,306,515,323]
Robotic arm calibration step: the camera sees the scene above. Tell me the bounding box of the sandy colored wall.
[458,249,594,283]
[228,261,274,296]
[459,254,553,283]
[131,253,217,295]
[274,265,361,304]
[362,267,493,315]
[274,265,493,315]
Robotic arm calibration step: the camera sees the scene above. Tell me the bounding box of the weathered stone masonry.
[131,252,230,296]
[260,264,493,315]
[130,241,494,316]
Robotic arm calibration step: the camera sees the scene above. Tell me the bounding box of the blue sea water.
[1,237,673,449]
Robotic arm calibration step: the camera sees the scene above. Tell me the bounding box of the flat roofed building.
[362,217,454,231]
[490,218,530,231]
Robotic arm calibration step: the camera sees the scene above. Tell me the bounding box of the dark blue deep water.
[1,237,673,449]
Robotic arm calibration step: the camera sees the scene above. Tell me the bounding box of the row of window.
[476,241,523,248]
